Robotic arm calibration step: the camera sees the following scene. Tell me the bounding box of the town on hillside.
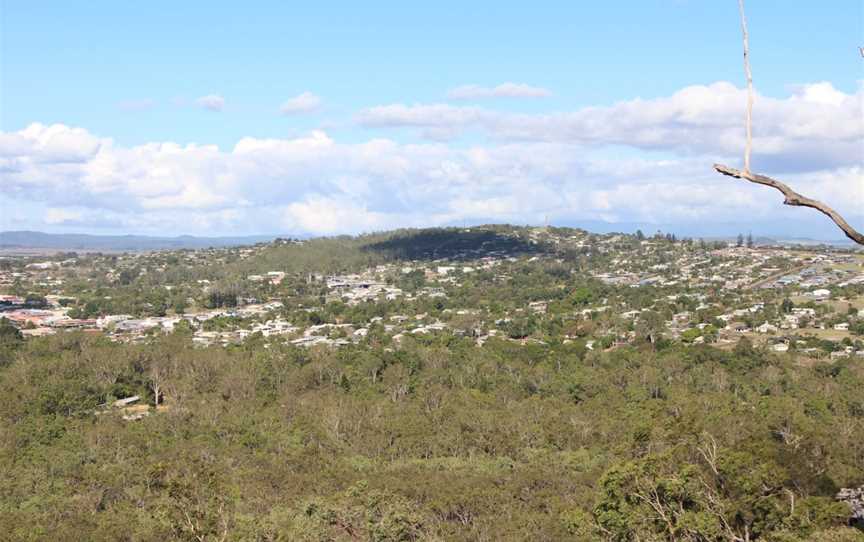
[3,226,863,359]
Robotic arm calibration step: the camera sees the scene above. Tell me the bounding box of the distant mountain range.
[0,231,280,251]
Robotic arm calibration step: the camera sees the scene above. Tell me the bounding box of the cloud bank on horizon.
[1,81,862,238]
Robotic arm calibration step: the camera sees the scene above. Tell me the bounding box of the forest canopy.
[0,328,861,540]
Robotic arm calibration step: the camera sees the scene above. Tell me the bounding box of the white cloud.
[45,207,85,225]
[447,83,552,100]
[2,81,861,237]
[0,122,103,163]
[196,94,225,112]
[361,81,864,169]
[280,91,323,114]
[282,197,390,234]
[791,82,847,106]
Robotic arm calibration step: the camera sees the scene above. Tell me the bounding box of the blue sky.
[1,1,862,239]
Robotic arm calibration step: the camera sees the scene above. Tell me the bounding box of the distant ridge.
[0,228,857,253]
[0,231,279,251]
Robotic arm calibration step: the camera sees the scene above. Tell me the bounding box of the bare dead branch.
[697,433,720,477]
[714,164,864,245]
[715,1,863,246]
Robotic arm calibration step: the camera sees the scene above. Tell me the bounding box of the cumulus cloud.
[196,94,225,112]
[360,82,864,169]
[2,81,861,237]
[447,82,552,100]
[280,91,323,114]
[282,197,392,234]
[0,123,103,164]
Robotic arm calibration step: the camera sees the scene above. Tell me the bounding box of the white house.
[808,289,831,299]
[756,322,778,334]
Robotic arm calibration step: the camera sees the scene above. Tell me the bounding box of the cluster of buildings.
[2,229,862,358]
[323,274,403,304]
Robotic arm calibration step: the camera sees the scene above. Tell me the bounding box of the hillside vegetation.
[0,226,862,540]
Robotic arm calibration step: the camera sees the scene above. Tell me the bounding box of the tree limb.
[714,164,864,245]
[720,1,863,246]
